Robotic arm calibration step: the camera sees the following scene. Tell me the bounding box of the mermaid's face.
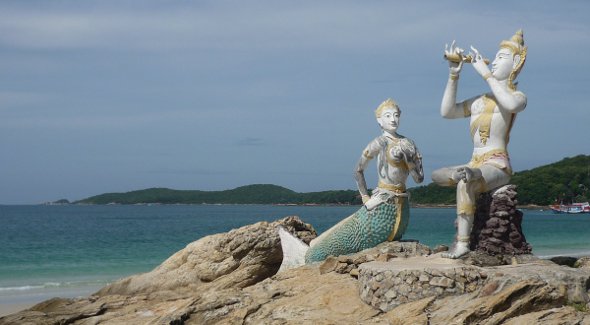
[377,108,400,134]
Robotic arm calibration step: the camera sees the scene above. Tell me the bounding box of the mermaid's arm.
[354,138,381,202]
[407,141,424,183]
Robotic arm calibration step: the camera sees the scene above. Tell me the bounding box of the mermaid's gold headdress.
[375,98,400,118]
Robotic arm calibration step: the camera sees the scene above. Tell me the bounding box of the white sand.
[0,302,35,317]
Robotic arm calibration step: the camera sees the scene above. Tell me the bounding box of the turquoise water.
[1,204,589,306]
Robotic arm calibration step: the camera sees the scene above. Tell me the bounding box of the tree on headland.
[410,154,590,206]
[73,155,589,206]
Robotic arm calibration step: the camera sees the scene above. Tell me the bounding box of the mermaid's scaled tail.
[277,226,309,272]
[305,198,409,263]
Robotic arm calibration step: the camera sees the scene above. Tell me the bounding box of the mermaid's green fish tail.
[304,196,409,263]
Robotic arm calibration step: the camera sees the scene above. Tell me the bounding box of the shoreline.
[0,284,104,317]
[0,303,35,318]
[30,202,552,210]
[2,254,590,321]
[413,203,549,210]
[2,247,588,318]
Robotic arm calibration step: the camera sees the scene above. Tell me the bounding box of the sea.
[1,204,590,308]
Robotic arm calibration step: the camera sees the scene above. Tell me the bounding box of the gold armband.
[363,150,374,159]
[462,101,471,117]
[449,73,459,81]
[483,72,493,81]
[457,235,471,243]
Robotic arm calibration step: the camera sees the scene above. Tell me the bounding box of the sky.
[1,1,589,204]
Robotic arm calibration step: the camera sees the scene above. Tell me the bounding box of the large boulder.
[359,254,590,314]
[575,257,590,270]
[96,215,316,299]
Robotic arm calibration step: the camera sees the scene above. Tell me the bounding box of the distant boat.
[550,202,590,214]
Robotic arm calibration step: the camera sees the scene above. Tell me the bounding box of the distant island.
[72,155,589,206]
[74,184,363,205]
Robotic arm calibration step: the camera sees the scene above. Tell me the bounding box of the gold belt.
[387,196,404,241]
[377,181,406,194]
[468,149,508,168]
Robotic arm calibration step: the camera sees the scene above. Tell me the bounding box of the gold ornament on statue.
[500,29,527,91]
[444,53,490,65]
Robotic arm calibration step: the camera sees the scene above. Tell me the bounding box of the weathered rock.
[432,244,449,253]
[1,216,316,325]
[319,256,339,274]
[551,256,579,267]
[459,250,539,267]
[359,256,486,311]
[96,215,316,299]
[320,240,431,275]
[503,306,590,325]
[372,296,436,325]
[359,254,590,314]
[429,280,562,324]
[471,184,532,257]
[575,257,590,269]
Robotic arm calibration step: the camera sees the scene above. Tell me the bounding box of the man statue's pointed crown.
[499,29,526,56]
[499,29,527,90]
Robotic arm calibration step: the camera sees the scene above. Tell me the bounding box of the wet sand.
[0,302,34,317]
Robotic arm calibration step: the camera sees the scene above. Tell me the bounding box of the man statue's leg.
[442,176,484,259]
[431,166,463,187]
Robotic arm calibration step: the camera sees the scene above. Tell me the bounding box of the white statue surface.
[278,99,423,270]
[432,30,527,258]
[354,98,425,210]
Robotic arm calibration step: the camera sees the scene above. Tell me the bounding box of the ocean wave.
[537,250,590,259]
[0,285,46,292]
[0,280,109,293]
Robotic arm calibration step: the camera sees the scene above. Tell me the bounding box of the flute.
[444,53,490,65]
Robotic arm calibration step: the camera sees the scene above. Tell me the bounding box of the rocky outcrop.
[471,184,532,257]
[96,215,316,300]
[551,256,579,267]
[576,257,590,270]
[358,255,590,313]
[359,257,487,311]
[1,216,317,324]
[318,240,432,276]
[2,216,590,325]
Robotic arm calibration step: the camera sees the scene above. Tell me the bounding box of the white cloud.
[0,91,54,107]
[0,2,513,53]
[1,0,590,203]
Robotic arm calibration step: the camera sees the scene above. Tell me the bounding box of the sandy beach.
[0,302,34,317]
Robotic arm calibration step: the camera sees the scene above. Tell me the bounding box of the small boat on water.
[550,202,590,214]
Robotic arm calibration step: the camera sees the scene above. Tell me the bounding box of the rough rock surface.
[359,257,487,311]
[2,216,590,325]
[551,256,579,267]
[359,255,590,313]
[576,257,590,270]
[96,215,316,299]
[471,184,533,256]
[318,240,432,276]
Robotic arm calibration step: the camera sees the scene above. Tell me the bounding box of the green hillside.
[512,155,590,205]
[75,184,362,205]
[76,155,589,206]
[410,154,590,205]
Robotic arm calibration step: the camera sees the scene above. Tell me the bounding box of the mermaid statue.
[279,98,424,270]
